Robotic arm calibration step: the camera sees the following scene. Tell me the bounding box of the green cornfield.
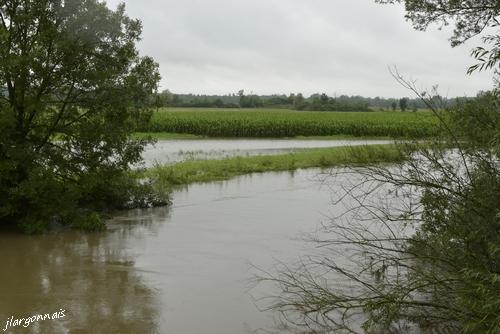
[144,108,440,138]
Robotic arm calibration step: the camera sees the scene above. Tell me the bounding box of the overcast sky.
[107,0,492,97]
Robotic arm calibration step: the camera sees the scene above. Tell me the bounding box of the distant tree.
[391,101,397,111]
[0,1,167,232]
[266,95,289,107]
[295,93,305,106]
[213,98,224,108]
[399,97,409,111]
[320,93,330,104]
[171,94,181,106]
[238,91,263,108]
[159,90,173,107]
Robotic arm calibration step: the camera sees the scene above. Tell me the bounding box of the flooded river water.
[0,139,403,333]
[141,139,392,166]
[0,168,344,333]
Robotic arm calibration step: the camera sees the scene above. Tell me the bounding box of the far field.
[141,108,440,138]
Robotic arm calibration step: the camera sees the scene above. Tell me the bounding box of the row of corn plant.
[141,108,440,138]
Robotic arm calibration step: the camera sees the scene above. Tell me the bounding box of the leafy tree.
[320,93,330,104]
[376,1,498,44]
[391,101,397,110]
[376,0,500,78]
[295,93,305,106]
[238,91,263,108]
[213,98,224,108]
[156,91,465,110]
[0,0,167,232]
[399,97,408,111]
[158,89,173,107]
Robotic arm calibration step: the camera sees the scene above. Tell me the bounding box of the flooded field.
[140,139,392,166]
[0,169,343,334]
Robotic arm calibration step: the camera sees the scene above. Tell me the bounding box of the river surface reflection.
[0,169,344,334]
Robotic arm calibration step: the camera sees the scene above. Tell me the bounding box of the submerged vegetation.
[145,144,406,187]
[143,108,440,138]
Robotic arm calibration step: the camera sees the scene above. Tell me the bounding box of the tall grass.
[145,144,406,187]
[142,108,440,138]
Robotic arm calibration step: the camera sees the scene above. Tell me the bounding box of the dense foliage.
[159,90,466,111]
[407,97,500,333]
[143,108,440,138]
[294,93,371,112]
[0,0,168,232]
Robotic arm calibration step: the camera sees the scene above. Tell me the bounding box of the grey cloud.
[107,0,492,97]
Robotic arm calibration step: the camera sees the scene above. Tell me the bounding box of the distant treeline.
[157,90,473,111]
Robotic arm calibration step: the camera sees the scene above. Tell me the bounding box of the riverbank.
[144,144,405,187]
[133,132,394,141]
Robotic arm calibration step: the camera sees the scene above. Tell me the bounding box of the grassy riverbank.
[141,108,439,139]
[133,132,205,140]
[133,132,394,141]
[145,144,405,187]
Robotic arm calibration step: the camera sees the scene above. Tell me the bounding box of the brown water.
[141,139,392,166]
[0,169,342,334]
